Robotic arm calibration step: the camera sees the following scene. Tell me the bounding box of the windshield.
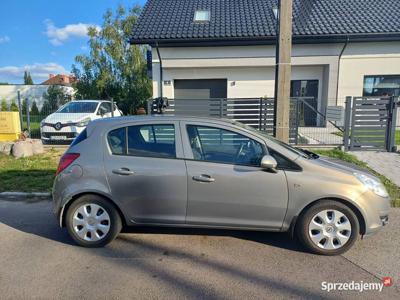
[231,120,310,158]
[57,102,98,113]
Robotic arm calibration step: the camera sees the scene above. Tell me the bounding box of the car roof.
[90,115,237,126]
[71,100,111,102]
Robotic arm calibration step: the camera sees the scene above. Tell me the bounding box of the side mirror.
[260,155,278,171]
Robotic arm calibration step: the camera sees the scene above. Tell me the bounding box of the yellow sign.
[0,112,21,141]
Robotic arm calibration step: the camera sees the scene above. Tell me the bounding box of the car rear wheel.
[296,200,360,255]
[65,195,122,247]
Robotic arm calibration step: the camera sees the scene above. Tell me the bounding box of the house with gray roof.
[131,0,400,126]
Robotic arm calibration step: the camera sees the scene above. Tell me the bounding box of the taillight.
[56,153,80,175]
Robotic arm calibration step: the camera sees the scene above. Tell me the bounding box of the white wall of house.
[152,41,400,126]
[0,85,75,110]
[159,65,324,99]
[337,42,400,104]
[152,43,341,105]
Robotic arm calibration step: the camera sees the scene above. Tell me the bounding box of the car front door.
[181,122,289,229]
[104,121,188,224]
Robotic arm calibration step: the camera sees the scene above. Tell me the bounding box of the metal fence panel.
[348,97,399,151]
[149,97,340,146]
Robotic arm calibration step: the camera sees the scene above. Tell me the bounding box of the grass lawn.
[334,130,400,145]
[0,149,62,193]
[314,148,400,207]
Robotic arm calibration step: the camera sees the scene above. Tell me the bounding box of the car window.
[98,102,112,115]
[108,127,126,155]
[127,124,176,158]
[268,148,301,171]
[231,120,308,158]
[57,102,98,113]
[186,125,264,166]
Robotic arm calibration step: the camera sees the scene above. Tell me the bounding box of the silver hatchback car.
[53,116,390,255]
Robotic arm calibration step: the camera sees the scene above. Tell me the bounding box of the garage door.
[174,79,227,99]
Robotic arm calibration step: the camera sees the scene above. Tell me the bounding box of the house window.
[194,10,210,22]
[363,75,400,97]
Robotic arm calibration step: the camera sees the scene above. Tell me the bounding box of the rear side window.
[108,127,126,155]
[127,124,176,158]
[70,129,87,147]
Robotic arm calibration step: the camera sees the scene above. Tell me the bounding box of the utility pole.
[273,0,293,142]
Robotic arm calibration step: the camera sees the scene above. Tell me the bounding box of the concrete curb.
[0,192,51,199]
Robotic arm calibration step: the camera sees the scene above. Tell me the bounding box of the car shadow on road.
[0,200,337,298]
[0,199,75,245]
[0,200,307,253]
[122,225,308,253]
[96,235,331,299]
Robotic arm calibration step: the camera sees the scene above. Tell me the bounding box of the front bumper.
[40,125,84,142]
[357,190,391,237]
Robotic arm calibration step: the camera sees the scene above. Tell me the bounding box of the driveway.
[0,198,399,299]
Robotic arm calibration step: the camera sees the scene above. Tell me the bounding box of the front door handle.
[192,174,215,183]
[112,168,135,176]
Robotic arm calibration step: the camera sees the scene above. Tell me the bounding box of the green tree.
[10,100,19,112]
[1,99,8,111]
[21,99,28,113]
[72,5,151,114]
[42,85,71,114]
[30,100,40,115]
[24,71,34,85]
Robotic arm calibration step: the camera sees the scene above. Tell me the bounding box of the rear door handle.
[192,174,215,183]
[112,168,135,176]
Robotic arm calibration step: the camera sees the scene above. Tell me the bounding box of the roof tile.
[131,0,400,43]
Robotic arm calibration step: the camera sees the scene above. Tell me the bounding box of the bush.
[1,99,7,111]
[30,100,40,115]
[10,100,19,112]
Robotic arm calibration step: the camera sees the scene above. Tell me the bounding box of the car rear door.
[103,120,188,224]
[180,121,289,229]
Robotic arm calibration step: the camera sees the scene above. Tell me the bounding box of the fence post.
[387,96,398,152]
[110,97,114,117]
[294,98,299,145]
[147,99,152,115]
[17,90,23,131]
[25,97,31,136]
[343,96,352,151]
[258,98,263,130]
[219,98,223,118]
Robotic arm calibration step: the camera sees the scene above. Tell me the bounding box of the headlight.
[354,173,388,198]
[76,118,91,127]
[40,120,45,127]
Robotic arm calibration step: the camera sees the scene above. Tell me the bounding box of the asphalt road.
[0,198,399,299]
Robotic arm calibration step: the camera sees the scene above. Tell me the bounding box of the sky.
[0,0,146,84]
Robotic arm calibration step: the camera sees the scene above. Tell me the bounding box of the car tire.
[65,195,122,247]
[295,200,360,255]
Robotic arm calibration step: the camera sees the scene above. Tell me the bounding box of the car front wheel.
[65,195,122,247]
[296,200,360,255]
